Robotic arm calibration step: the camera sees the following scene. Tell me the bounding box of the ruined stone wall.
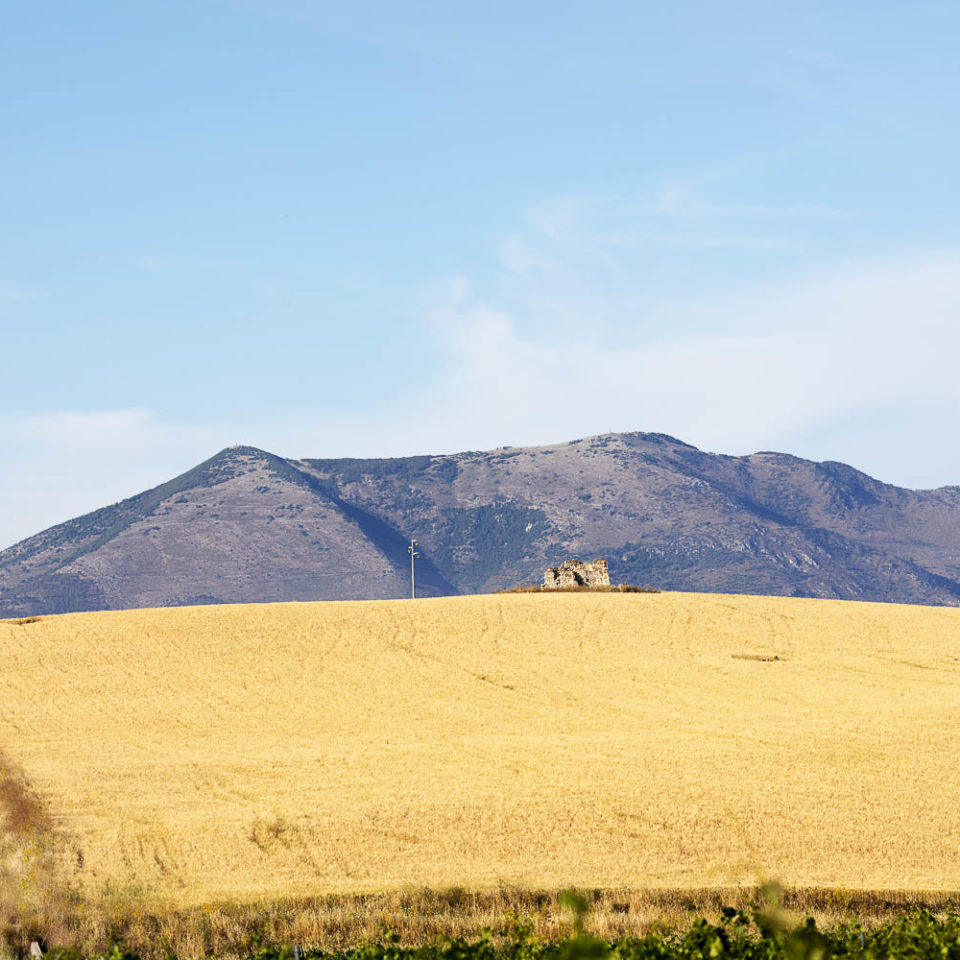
[543,558,610,589]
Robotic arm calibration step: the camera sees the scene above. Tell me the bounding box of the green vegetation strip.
[35,903,960,960]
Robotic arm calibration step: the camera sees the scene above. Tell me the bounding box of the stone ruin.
[543,558,610,589]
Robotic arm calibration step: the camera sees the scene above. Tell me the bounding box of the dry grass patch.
[0,755,78,957]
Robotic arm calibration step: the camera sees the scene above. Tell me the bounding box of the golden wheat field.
[2,591,960,907]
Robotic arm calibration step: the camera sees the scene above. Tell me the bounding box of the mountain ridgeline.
[4,431,960,615]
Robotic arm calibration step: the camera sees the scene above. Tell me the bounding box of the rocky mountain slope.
[4,431,960,615]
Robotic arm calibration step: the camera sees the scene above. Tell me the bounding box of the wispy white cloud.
[407,256,957,463]
[492,184,860,349]
[506,184,856,267]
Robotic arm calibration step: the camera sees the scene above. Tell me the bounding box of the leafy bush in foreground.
[30,904,960,960]
[236,910,960,960]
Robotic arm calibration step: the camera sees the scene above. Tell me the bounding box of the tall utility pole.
[408,538,419,599]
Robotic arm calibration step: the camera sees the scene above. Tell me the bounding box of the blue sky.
[3,1,960,547]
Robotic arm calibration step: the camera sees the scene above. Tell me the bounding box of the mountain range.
[4,430,960,616]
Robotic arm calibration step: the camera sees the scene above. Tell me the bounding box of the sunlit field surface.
[2,592,960,906]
